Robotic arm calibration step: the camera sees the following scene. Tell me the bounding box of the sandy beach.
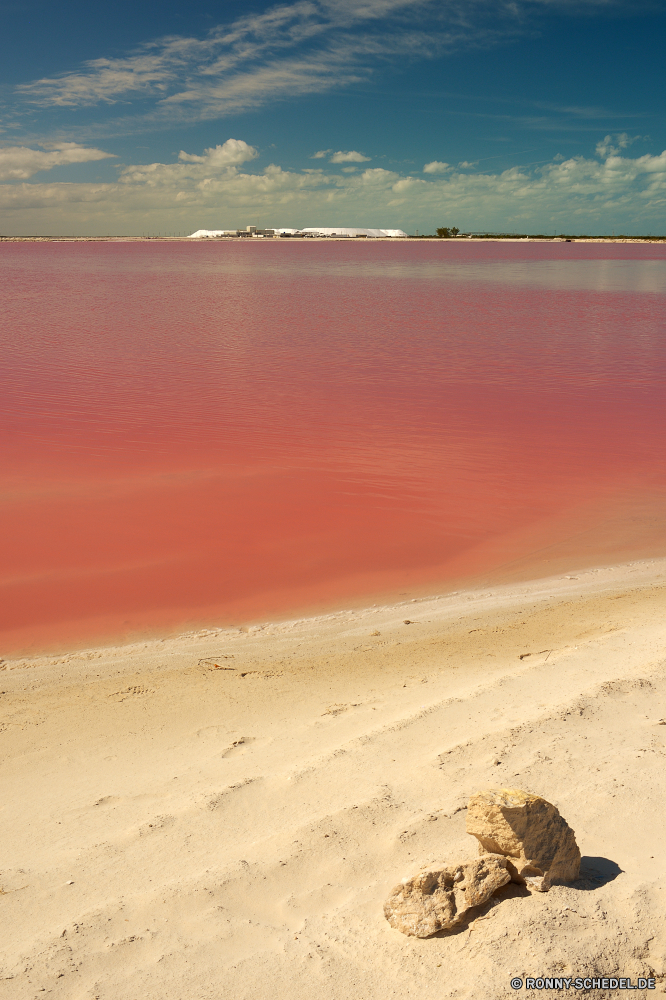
[2,559,666,998]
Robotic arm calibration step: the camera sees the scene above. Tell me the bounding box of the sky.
[1,0,665,235]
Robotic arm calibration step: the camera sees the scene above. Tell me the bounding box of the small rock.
[466,788,580,890]
[384,854,513,937]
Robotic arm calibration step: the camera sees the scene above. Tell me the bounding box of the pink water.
[1,240,665,655]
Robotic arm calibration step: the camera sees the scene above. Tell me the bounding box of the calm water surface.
[2,240,666,654]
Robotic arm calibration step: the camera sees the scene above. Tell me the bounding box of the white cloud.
[458,160,479,168]
[311,149,333,159]
[330,150,371,163]
[390,176,426,193]
[16,55,175,108]
[2,140,665,236]
[14,1,431,118]
[119,139,257,186]
[423,161,450,173]
[358,167,399,185]
[595,133,643,159]
[0,142,114,181]
[11,0,632,131]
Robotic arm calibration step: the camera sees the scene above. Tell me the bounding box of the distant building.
[187,226,408,239]
[187,228,276,238]
[300,228,408,238]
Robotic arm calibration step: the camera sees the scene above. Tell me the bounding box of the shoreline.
[2,235,665,243]
[3,555,666,997]
[3,555,665,675]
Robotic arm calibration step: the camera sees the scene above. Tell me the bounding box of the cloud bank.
[1,137,665,235]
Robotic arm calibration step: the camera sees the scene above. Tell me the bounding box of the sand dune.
[2,560,666,998]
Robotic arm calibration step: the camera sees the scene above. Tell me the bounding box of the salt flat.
[2,560,666,998]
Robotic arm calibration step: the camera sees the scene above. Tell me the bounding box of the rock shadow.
[433,882,531,937]
[432,861,621,937]
[571,856,623,890]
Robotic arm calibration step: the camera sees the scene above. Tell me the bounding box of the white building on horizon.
[300,226,407,240]
[300,227,408,238]
[188,226,408,239]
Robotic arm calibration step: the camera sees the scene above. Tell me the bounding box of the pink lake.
[1,239,665,655]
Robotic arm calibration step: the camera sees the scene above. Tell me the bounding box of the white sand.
[2,560,666,998]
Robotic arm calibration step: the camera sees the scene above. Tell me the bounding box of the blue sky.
[1,0,665,235]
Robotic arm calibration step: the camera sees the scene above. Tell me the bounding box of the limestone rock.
[466,788,581,891]
[384,854,513,937]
